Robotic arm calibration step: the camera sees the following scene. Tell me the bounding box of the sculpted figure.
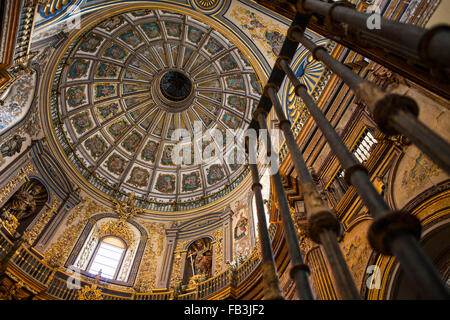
[0,135,26,158]
[3,184,43,221]
[195,249,212,276]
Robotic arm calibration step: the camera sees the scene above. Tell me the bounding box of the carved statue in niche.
[3,184,43,221]
[194,248,213,276]
[183,238,213,285]
[0,179,47,235]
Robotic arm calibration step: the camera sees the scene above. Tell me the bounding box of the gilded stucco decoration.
[97,218,135,245]
[0,211,19,237]
[231,198,251,260]
[0,279,26,300]
[169,239,189,287]
[134,221,165,292]
[187,274,207,289]
[212,228,224,275]
[38,0,75,17]
[0,162,35,205]
[112,191,140,221]
[84,192,141,246]
[72,215,140,283]
[43,197,108,267]
[78,279,103,300]
[290,206,315,255]
[23,199,61,245]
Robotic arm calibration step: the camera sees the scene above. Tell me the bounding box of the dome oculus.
[160,71,192,102]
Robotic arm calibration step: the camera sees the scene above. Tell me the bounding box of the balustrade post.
[277,58,450,300]
[254,109,315,300]
[0,238,24,276]
[266,85,361,300]
[298,0,450,69]
[247,138,285,300]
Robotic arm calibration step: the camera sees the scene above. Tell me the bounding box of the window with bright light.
[252,169,271,231]
[352,129,377,164]
[87,236,126,280]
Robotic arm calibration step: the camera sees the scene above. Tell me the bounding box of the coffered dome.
[50,9,263,211]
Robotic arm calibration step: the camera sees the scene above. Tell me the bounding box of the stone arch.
[362,182,450,299]
[387,217,450,299]
[66,212,147,285]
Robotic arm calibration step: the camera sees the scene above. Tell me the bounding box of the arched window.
[87,236,126,280]
[72,218,141,283]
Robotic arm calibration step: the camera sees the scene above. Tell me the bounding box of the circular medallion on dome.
[49,9,263,211]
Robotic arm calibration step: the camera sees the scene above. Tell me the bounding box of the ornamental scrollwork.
[0,162,35,204]
[97,219,135,245]
[23,199,61,245]
[134,221,165,292]
[290,206,315,255]
[169,249,184,288]
[43,197,108,268]
[211,228,224,276]
[0,210,19,236]
[111,192,140,221]
[78,276,103,301]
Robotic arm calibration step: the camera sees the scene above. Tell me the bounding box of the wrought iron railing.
[245,0,450,300]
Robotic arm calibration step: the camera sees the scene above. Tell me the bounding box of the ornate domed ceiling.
[50,9,263,211]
